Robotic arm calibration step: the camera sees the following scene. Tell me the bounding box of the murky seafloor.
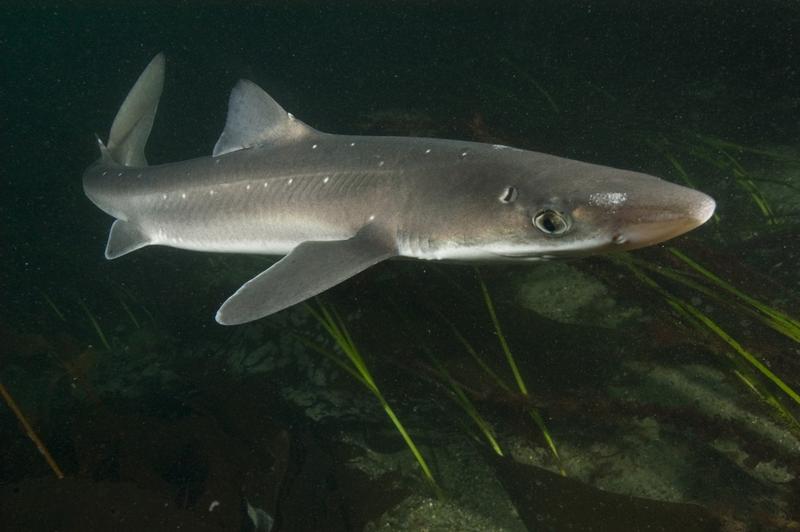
[2,2,800,531]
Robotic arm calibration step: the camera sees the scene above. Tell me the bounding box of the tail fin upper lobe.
[103,53,165,166]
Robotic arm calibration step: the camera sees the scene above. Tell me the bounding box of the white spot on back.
[378,160,385,167]
[246,184,251,190]
[350,142,356,147]
[102,171,107,176]
[263,182,268,187]
[288,178,294,185]
[312,144,318,150]
[323,176,330,184]
[369,215,375,221]
[425,148,431,154]
[181,193,187,199]
[117,172,123,177]
[209,190,215,195]
[162,194,167,200]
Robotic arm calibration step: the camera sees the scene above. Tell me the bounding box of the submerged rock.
[515,262,641,328]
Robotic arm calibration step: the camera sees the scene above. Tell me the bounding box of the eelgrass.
[387,299,505,457]
[479,279,528,395]
[679,296,800,408]
[498,56,560,114]
[0,381,64,479]
[116,283,157,326]
[615,254,800,427]
[682,136,776,224]
[722,155,776,225]
[41,284,141,336]
[445,317,510,392]
[302,299,442,497]
[646,132,793,225]
[694,133,800,164]
[626,255,800,344]
[733,370,800,430]
[668,248,800,343]
[118,296,141,330]
[713,138,778,222]
[38,289,66,322]
[426,351,504,456]
[477,274,565,475]
[78,299,111,351]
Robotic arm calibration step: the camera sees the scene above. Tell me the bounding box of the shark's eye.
[533,209,570,235]
[499,186,518,203]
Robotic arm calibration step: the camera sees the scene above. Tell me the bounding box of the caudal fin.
[103,53,165,166]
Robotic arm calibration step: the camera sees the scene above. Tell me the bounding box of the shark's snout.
[692,192,717,226]
[613,187,716,250]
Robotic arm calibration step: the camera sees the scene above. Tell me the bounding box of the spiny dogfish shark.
[83,54,716,325]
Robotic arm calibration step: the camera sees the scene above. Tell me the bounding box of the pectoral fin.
[215,225,396,325]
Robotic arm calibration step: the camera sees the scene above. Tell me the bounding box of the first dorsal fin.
[212,80,318,157]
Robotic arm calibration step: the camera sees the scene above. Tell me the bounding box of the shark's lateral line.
[83,54,716,325]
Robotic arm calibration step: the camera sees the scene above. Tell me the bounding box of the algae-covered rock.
[515,262,641,328]
[365,495,521,532]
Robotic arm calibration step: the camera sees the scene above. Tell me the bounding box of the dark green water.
[2,2,799,530]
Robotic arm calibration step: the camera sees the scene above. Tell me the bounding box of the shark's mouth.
[491,237,613,260]
[494,251,556,261]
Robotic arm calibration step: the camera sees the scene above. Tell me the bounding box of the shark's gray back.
[84,134,509,255]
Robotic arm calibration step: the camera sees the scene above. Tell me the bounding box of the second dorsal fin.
[212,79,318,157]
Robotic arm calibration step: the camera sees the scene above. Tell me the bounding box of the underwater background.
[2,1,800,530]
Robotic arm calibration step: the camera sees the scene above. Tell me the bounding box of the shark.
[83,54,716,325]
